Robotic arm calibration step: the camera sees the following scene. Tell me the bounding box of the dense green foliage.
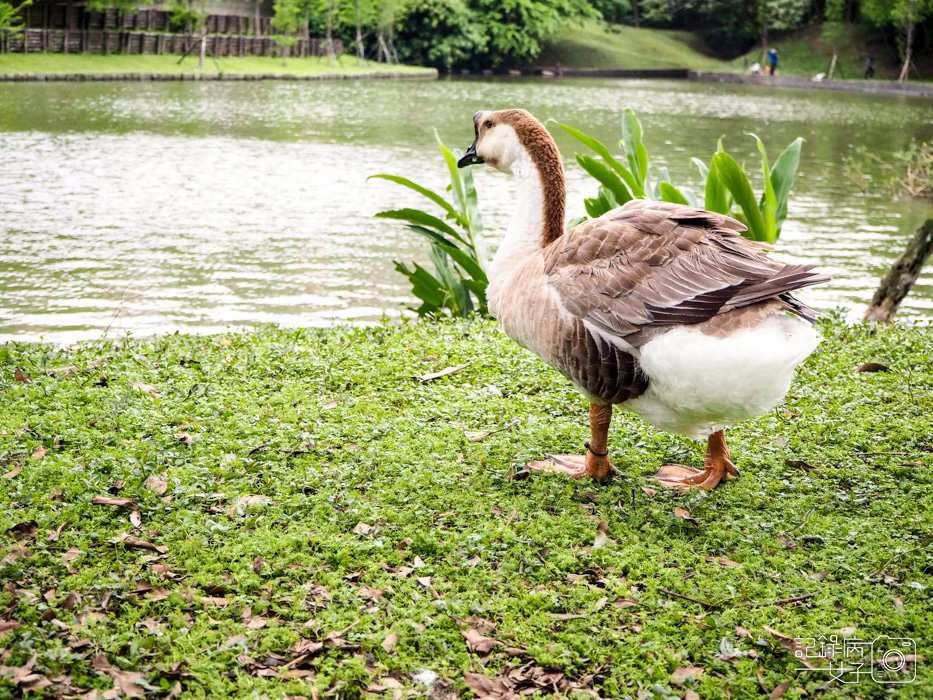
[375,112,803,320]
[371,136,490,317]
[1,318,932,698]
[561,109,802,244]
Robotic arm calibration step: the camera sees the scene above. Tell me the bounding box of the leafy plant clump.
[844,140,933,200]
[0,318,932,698]
[370,135,490,318]
[560,108,803,244]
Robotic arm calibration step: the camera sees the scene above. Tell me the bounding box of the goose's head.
[457,109,555,175]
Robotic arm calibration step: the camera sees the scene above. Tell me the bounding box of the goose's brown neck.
[501,112,566,247]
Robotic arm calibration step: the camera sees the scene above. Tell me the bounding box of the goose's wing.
[544,200,829,348]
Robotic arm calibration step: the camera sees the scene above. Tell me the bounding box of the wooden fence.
[6,30,343,58]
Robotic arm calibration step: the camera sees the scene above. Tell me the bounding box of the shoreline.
[0,68,438,82]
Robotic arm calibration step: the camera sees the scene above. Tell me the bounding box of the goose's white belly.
[623,313,820,439]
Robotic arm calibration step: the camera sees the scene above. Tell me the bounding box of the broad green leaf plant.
[369,134,490,318]
[559,109,803,244]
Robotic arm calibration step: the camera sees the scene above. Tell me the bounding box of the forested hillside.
[0,0,930,76]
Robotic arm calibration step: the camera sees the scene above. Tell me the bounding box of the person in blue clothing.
[769,48,778,76]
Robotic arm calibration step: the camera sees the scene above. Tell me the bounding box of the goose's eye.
[484,120,493,129]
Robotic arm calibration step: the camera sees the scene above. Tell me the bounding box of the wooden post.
[864,219,933,322]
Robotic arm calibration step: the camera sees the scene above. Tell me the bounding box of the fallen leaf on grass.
[769,680,792,700]
[31,447,47,460]
[895,596,904,613]
[129,510,142,528]
[113,532,167,554]
[785,460,818,472]
[353,522,372,535]
[854,362,891,373]
[175,432,195,446]
[671,666,704,686]
[7,521,37,541]
[14,368,30,383]
[465,431,492,442]
[809,569,830,581]
[641,487,657,498]
[322,400,338,410]
[131,382,161,398]
[763,626,814,668]
[674,507,699,525]
[1,464,22,479]
[418,364,467,382]
[144,476,168,494]
[61,547,80,562]
[381,631,398,653]
[0,621,21,635]
[93,496,136,509]
[612,597,639,609]
[461,628,502,653]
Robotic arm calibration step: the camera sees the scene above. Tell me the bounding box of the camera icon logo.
[871,636,917,684]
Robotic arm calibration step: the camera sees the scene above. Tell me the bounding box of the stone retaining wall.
[688,70,933,99]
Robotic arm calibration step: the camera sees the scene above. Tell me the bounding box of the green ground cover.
[1,317,931,698]
[535,23,724,71]
[0,54,431,76]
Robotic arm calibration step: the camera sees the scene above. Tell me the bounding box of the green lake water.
[1,77,931,343]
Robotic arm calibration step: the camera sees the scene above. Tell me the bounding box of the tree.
[272,0,302,65]
[863,0,933,81]
[755,0,809,64]
[0,0,30,54]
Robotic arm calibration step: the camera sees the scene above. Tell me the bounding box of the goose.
[457,109,829,489]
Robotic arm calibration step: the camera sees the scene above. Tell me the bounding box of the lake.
[1,77,931,343]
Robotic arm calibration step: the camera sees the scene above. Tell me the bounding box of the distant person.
[769,48,778,76]
[864,53,875,79]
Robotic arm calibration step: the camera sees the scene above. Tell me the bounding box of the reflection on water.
[1,78,931,343]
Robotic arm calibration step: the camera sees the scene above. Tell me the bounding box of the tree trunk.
[898,18,913,83]
[254,0,261,37]
[761,27,768,67]
[631,0,639,27]
[355,0,363,64]
[828,51,837,79]
[326,0,336,67]
[864,219,933,322]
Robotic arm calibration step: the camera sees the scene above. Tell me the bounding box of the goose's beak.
[457,139,483,168]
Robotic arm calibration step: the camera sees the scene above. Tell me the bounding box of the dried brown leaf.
[114,532,167,553]
[671,666,704,686]
[353,522,372,536]
[460,628,501,653]
[769,680,792,700]
[131,382,161,398]
[144,476,168,494]
[93,496,135,508]
[809,569,830,581]
[854,362,891,373]
[14,368,30,383]
[31,447,48,460]
[465,430,492,442]
[2,464,22,479]
[381,631,398,653]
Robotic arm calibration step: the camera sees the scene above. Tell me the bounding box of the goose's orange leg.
[529,404,614,479]
[650,430,740,490]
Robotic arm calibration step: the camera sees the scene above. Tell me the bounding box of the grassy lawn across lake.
[536,22,724,71]
[1,317,931,698]
[0,53,432,77]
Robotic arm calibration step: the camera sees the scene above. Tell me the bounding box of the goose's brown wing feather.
[544,200,829,349]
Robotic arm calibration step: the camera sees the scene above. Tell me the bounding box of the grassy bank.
[0,53,431,76]
[727,23,918,81]
[1,318,932,698]
[536,22,724,70]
